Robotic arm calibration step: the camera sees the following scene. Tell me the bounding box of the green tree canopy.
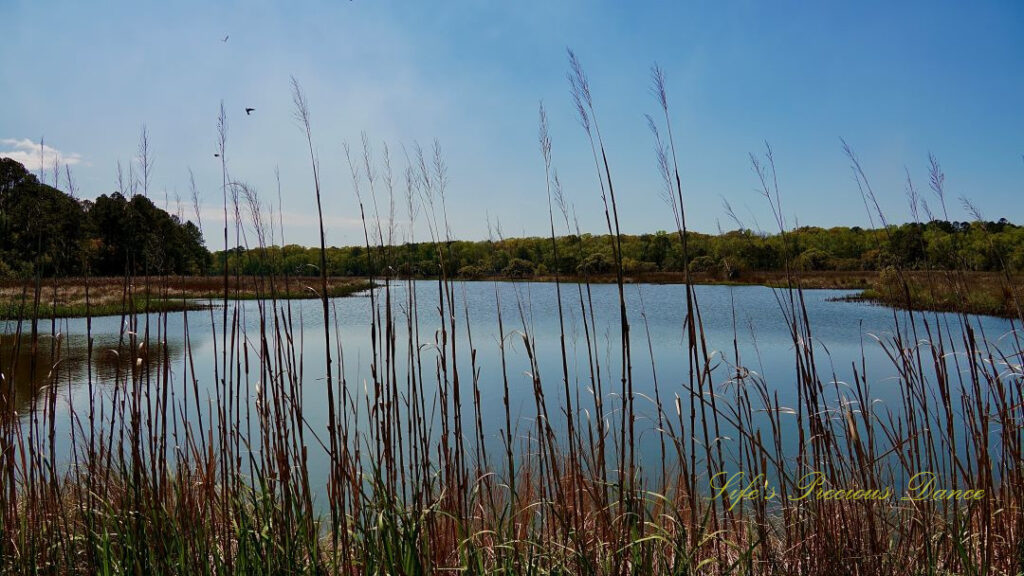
[0,158,210,278]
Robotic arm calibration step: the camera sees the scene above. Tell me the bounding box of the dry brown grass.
[0,276,373,319]
[524,269,1024,317]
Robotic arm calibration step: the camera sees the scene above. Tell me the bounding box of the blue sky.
[2,0,1022,248]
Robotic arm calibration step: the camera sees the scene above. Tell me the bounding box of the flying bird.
[214,153,221,158]
[245,108,255,115]
[222,35,229,42]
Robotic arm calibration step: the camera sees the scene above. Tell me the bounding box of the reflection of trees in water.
[0,333,183,417]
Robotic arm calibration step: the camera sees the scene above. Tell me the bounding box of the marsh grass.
[845,269,1024,319]
[0,276,373,319]
[0,56,1021,576]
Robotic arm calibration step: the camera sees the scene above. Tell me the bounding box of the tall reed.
[0,53,1020,576]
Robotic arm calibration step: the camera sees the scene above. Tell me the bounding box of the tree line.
[0,158,210,278]
[219,219,1024,280]
[4,155,1022,280]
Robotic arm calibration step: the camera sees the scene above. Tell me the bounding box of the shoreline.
[1,270,1020,320]
[456,269,1023,319]
[0,276,375,320]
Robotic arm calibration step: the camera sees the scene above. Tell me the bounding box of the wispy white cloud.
[197,205,364,230]
[194,204,369,246]
[0,138,83,171]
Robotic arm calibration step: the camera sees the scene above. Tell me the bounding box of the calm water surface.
[2,281,1019,483]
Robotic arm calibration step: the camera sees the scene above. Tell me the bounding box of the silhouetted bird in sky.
[214,153,220,158]
[245,108,255,115]
[222,35,229,42]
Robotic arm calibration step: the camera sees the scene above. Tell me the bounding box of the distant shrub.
[832,257,861,271]
[577,253,612,275]
[874,265,903,296]
[797,248,833,271]
[1009,248,1024,273]
[502,258,536,279]
[688,255,721,274]
[721,258,743,280]
[860,248,898,270]
[457,265,485,279]
[622,258,656,274]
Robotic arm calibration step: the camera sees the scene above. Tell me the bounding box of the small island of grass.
[0,276,374,320]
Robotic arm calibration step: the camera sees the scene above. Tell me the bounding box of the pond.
[2,280,1019,491]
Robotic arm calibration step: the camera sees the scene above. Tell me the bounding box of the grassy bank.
[466,269,1024,319]
[517,269,879,288]
[0,276,374,320]
[4,270,1019,320]
[837,268,1024,319]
